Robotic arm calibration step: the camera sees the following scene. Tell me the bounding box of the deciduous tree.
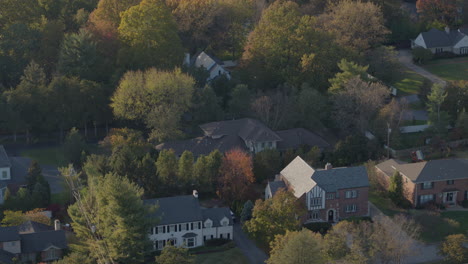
[268,229,324,264]
[416,0,457,26]
[155,245,195,264]
[217,149,255,205]
[440,234,468,264]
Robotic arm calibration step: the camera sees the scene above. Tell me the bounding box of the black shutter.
[431,182,434,189]
[163,226,166,233]
[186,223,189,230]
[155,227,158,234]
[356,190,359,198]
[417,195,421,205]
[175,225,177,232]
[420,183,424,189]
[198,222,201,229]
[191,223,194,230]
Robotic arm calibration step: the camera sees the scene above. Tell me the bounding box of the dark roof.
[276,128,330,150]
[0,145,11,168]
[267,180,286,196]
[144,195,203,225]
[0,157,31,190]
[156,135,246,157]
[18,221,53,234]
[420,28,467,48]
[0,226,20,242]
[202,207,233,227]
[200,118,282,143]
[0,249,14,264]
[182,232,198,238]
[21,230,67,253]
[312,166,369,192]
[376,159,468,182]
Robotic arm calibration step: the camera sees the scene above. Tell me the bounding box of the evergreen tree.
[26,160,42,192]
[389,170,405,207]
[63,127,88,167]
[240,200,254,222]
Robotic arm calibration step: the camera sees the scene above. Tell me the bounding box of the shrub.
[205,238,231,247]
[344,216,373,223]
[303,222,332,235]
[461,200,468,208]
[412,47,433,64]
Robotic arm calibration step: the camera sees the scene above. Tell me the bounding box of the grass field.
[423,57,468,81]
[410,210,468,243]
[21,146,67,167]
[195,248,249,264]
[393,69,427,95]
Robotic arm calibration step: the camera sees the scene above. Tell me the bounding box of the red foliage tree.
[416,0,458,26]
[217,149,255,205]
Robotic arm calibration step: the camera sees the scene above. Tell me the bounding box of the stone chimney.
[54,219,61,231]
[193,190,199,199]
[184,53,191,66]
[445,26,450,34]
[325,163,333,170]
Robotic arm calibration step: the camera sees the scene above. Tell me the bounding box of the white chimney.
[325,163,333,170]
[193,190,199,199]
[445,26,450,34]
[274,174,281,181]
[184,53,191,66]
[54,219,61,231]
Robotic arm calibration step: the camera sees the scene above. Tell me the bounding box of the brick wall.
[320,186,369,221]
[412,178,468,206]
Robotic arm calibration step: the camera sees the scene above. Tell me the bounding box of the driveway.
[402,110,429,121]
[233,223,267,264]
[398,49,447,87]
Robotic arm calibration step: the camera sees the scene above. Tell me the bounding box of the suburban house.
[376,159,468,207]
[412,27,468,55]
[145,191,233,250]
[265,156,370,223]
[0,145,31,204]
[156,118,330,157]
[184,51,231,81]
[0,220,68,264]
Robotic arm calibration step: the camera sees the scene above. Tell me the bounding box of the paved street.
[233,223,267,264]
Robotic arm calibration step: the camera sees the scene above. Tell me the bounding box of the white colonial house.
[184,51,231,81]
[0,145,12,204]
[145,191,233,250]
[0,145,32,205]
[412,27,468,55]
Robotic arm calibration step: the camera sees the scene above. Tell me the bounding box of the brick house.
[265,156,370,223]
[376,159,468,207]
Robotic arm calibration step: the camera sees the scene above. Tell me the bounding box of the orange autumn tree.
[217,149,255,205]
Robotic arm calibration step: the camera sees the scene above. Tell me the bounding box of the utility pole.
[387,122,391,159]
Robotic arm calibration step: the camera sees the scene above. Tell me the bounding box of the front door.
[328,210,334,222]
[445,192,454,203]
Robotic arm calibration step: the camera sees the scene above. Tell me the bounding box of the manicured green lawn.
[21,146,67,167]
[393,69,427,95]
[423,57,468,81]
[195,248,249,264]
[410,210,468,243]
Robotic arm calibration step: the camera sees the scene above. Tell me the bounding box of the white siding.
[265,185,272,200]
[454,36,468,49]
[0,167,11,180]
[414,34,427,48]
[148,222,203,249]
[208,64,230,81]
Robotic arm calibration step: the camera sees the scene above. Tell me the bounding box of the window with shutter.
[155,227,158,234]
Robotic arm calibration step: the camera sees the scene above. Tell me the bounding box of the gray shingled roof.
[200,118,282,143]
[18,221,53,234]
[312,166,369,192]
[375,159,407,178]
[0,157,31,191]
[20,230,68,253]
[155,135,246,157]
[202,207,233,227]
[0,226,20,242]
[144,195,203,225]
[276,128,330,150]
[420,28,468,48]
[0,145,11,168]
[267,180,286,197]
[0,249,14,264]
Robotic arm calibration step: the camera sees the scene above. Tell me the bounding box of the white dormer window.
[2,171,7,179]
[204,221,212,228]
[221,220,228,227]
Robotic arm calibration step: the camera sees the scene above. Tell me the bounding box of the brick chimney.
[325,163,333,170]
[193,190,199,199]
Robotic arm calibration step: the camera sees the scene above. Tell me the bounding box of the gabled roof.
[18,221,53,234]
[202,207,233,227]
[280,156,369,196]
[20,230,67,253]
[0,145,11,168]
[200,118,282,143]
[144,195,203,225]
[376,158,468,182]
[312,166,369,192]
[276,128,330,150]
[0,249,14,264]
[0,226,20,242]
[375,159,407,178]
[280,156,316,198]
[193,51,224,72]
[420,28,468,48]
[0,157,31,190]
[267,180,286,197]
